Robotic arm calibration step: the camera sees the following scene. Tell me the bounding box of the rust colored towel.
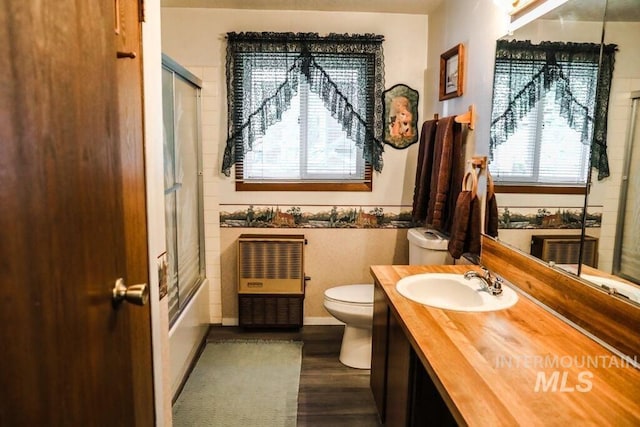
[485,191,499,237]
[411,120,438,224]
[447,191,472,259]
[465,195,481,256]
[447,190,481,259]
[426,116,463,231]
[442,122,465,234]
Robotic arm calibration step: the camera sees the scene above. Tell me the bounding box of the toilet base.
[339,324,372,369]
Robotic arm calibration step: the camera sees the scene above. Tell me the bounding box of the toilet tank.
[407,227,453,265]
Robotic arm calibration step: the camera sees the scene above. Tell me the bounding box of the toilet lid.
[324,284,374,304]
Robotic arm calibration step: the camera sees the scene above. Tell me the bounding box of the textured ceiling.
[161,0,640,21]
[546,0,640,22]
[161,0,443,14]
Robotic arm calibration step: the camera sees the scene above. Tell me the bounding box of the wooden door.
[115,0,155,424]
[0,1,154,425]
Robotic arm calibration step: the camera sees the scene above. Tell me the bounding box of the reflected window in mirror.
[489,40,617,192]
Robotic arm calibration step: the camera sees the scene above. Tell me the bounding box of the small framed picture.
[439,43,465,101]
[382,84,419,149]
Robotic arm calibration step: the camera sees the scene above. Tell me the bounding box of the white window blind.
[243,67,365,182]
[490,53,599,186]
[244,83,364,181]
[491,82,591,184]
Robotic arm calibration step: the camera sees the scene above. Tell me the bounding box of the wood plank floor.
[206,325,381,426]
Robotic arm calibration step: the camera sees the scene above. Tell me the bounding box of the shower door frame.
[613,90,640,284]
[161,54,206,325]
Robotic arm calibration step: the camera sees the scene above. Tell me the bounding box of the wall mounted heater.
[530,234,599,268]
[237,234,306,328]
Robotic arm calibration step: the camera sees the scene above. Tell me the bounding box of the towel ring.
[487,170,495,197]
[463,169,478,198]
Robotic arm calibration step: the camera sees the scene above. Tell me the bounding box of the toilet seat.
[324,284,373,305]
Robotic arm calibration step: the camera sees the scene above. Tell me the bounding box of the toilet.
[323,284,374,369]
[323,227,453,369]
[407,227,453,265]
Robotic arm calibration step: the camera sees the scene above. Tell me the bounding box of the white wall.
[424,0,507,241]
[161,8,428,323]
[162,8,428,208]
[141,1,173,425]
[426,0,508,159]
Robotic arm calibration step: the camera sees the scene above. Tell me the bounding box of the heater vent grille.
[237,234,306,328]
[237,234,305,295]
[530,235,598,267]
[239,241,303,280]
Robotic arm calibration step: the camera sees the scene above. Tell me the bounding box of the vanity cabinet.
[371,281,456,426]
[371,281,412,426]
[370,264,640,425]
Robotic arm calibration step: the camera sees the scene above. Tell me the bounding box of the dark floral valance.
[222,32,385,176]
[490,40,617,180]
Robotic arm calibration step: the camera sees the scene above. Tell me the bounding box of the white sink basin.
[396,273,518,312]
[580,274,640,303]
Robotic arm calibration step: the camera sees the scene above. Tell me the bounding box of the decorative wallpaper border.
[219,205,602,229]
[497,206,602,229]
[220,205,414,229]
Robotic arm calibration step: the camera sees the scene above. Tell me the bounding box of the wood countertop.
[370,264,640,426]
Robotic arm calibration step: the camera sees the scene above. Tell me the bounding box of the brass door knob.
[112,278,149,306]
[117,51,137,59]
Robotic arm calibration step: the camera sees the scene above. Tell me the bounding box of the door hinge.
[138,0,145,22]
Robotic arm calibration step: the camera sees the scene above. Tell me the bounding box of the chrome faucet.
[464,267,503,296]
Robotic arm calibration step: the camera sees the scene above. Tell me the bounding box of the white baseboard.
[221,317,344,326]
[222,317,239,326]
[304,317,344,325]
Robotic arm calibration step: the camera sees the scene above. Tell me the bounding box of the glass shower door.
[162,55,204,324]
[614,91,640,284]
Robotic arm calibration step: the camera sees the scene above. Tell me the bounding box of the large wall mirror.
[488,0,640,306]
[589,0,640,299]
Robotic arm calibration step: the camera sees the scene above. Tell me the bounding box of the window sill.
[495,184,586,195]
[236,181,372,192]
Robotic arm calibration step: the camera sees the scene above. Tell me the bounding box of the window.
[491,79,594,185]
[489,40,616,189]
[162,55,205,324]
[243,78,365,183]
[223,32,385,191]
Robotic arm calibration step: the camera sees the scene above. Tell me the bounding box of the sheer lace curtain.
[490,40,617,180]
[222,32,385,176]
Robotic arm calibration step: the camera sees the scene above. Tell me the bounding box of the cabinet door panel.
[370,283,389,421]
[385,310,412,427]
